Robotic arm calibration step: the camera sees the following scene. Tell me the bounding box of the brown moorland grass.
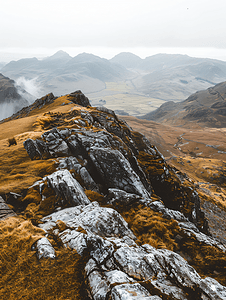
[121,204,181,251]
[0,217,89,300]
[0,136,57,195]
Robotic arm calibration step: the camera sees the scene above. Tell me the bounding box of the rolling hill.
[112,52,226,102]
[141,80,226,127]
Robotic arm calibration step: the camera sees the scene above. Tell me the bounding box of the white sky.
[1,0,226,61]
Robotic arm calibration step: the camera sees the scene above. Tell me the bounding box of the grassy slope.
[0,96,226,299]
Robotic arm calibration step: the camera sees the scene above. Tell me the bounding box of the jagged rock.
[145,199,226,252]
[35,93,55,109]
[111,283,160,300]
[95,106,117,118]
[32,169,90,207]
[114,246,154,281]
[179,221,226,252]
[199,277,226,300]
[57,156,99,192]
[39,205,86,231]
[23,138,44,160]
[0,196,16,220]
[44,169,90,206]
[69,90,91,107]
[104,270,135,285]
[87,269,110,300]
[148,200,189,222]
[80,111,94,125]
[40,201,136,240]
[36,237,55,259]
[89,147,151,198]
[144,246,201,289]
[42,128,70,157]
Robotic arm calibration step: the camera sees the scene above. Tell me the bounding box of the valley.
[88,81,166,116]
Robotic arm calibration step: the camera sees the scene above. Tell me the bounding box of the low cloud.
[0,101,16,120]
[15,77,40,103]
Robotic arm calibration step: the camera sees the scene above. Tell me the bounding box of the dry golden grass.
[179,236,226,286]
[121,204,180,251]
[0,217,89,300]
[0,138,56,194]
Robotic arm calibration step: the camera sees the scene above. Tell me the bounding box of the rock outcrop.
[1,91,226,299]
[0,196,16,220]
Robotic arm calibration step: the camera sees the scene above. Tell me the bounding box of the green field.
[88,81,166,116]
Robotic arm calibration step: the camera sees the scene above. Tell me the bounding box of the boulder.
[23,138,44,160]
[69,90,91,107]
[36,237,55,259]
[40,201,136,240]
[42,128,70,157]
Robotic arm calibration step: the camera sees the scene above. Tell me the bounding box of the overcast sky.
[1,0,226,62]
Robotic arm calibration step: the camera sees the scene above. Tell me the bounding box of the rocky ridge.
[1,91,226,299]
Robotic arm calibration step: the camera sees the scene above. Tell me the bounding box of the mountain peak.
[45,50,72,60]
[110,52,142,68]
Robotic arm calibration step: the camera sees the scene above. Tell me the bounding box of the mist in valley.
[0,76,40,121]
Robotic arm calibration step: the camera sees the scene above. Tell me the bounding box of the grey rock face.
[23,138,45,160]
[40,201,135,240]
[57,156,99,192]
[44,169,91,206]
[199,277,226,299]
[32,169,91,207]
[107,188,142,207]
[0,196,16,220]
[90,147,151,198]
[24,124,151,197]
[37,200,226,300]
[42,128,70,157]
[111,283,161,300]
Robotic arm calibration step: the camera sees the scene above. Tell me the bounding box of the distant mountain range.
[0,51,226,115]
[111,52,226,101]
[0,51,132,96]
[140,80,226,128]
